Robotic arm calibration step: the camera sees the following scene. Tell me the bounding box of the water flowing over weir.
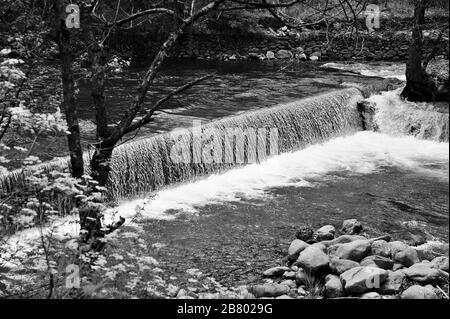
[0,88,364,199]
[107,88,363,200]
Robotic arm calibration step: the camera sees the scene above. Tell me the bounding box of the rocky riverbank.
[246,219,449,299]
[129,26,449,62]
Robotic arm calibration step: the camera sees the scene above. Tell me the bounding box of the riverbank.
[111,15,449,62]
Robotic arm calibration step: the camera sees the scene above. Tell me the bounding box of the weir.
[0,88,364,200]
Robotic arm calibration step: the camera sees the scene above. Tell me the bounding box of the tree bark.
[87,30,112,186]
[401,0,437,102]
[54,0,84,178]
[414,0,427,25]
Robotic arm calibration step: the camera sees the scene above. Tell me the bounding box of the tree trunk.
[87,30,113,186]
[414,0,427,25]
[54,0,84,178]
[401,0,436,102]
[90,147,113,187]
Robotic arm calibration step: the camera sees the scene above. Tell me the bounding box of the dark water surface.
[136,164,448,288]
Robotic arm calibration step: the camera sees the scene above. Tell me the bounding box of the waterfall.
[107,88,363,200]
[0,88,364,199]
[367,88,449,142]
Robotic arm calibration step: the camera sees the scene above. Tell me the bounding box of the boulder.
[249,283,290,298]
[263,266,290,278]
[430,256,449,272]
[400,285,439,299]
[293,46,305,54]
[360,255,394,270]
[357,101,378,131]
[329,258,360,275]
[394,247,420,267]
[415,242,449,261]
[283,271,297,279]
[360,292,381,299]
[402,262,449,284]
[378,270,406,294]
[295,226,314,242]
[279,279,297,289]
[275,49,293,59]
[288,239,309,260]
[309,51,322,61]
[321,234,367,247]
[340,219,363,235]
[266,51,275,60]
[324,274,344,298]
[334,240,371,262]
[389,241,409,257]
[428,57,449,101]
[297,245,330,273]
[297,53,308,60]
[393,263,404,271]
[340,267,388,294]
[276,294,294,299]
[248,52,261,60]
[371,240,391,258]
[314,225,336,241]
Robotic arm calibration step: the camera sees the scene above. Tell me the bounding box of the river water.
[3,60,448,293]
[96,61,448,287]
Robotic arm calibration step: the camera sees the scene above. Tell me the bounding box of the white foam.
[367,88,449,141]
[4,131,448,265]
[322,62,406,81]
[116,131,449,220]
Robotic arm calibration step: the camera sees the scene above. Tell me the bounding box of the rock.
[389,241,409,257]
[415,242,449,261]
[295,226,314,242]
[296,245,330,273]
[275,49,293,59]
[428,57,449,101]
[314,225,336,241]
[309,51,321,61]
[249,284,290,298]
[371,240,391,258]
[283,271,297,279]
[357,101,379,131]
[403,262,449,284]
[393,263,404,271]
[297,287,307,296]
[276,294,294,299]
[324,274,344,298]
[263,266,290,278]
[266,51,275,60]
[321,235,367,247]
[329,258,360,275]
[340,219,363,235]
[280,280,297,289]
[248,52,260,60]
[228,54,237,61]
[430,256,449,272]
[360,255,394,270]
[340,267,388,294]
[288,239,309,260]
[334,240,371,262]
[360,292,381,299]
[293,46,305,54]
[297,53,308,60]
[394,247,420,267]
[378,270,406,294]
[401,285,439,299]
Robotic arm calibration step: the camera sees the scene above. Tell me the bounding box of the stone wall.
[171,31,449,62]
